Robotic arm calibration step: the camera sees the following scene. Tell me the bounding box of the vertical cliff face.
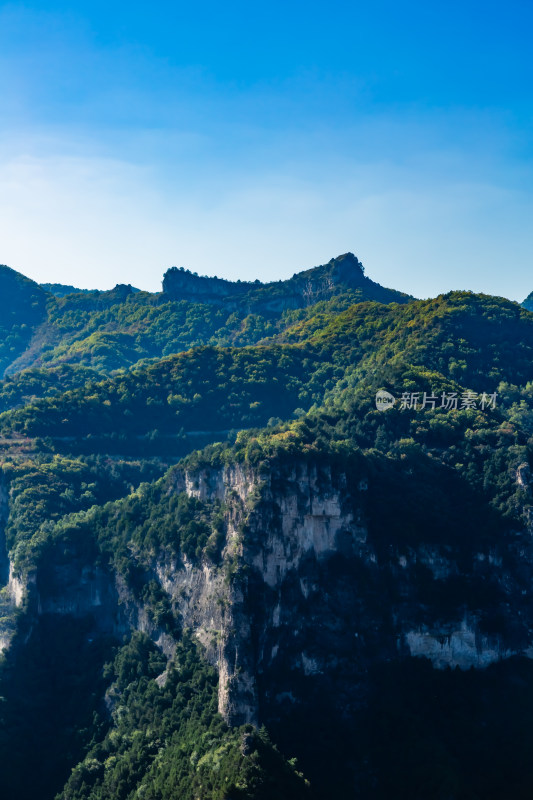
[158,463,266,724]
[3,454,533,730]
[0,473,9,586]
[161,457,533,726]
[141,459,369,724]
[0,475,20,654]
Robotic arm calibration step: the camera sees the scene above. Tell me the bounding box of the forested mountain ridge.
[162,251,412,310]
[0,257,533,799]
[40,283,98,297]
[0,254,410,382]
[0,265,49,376]
[1,291,530,453]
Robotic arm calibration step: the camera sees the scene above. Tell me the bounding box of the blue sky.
[0,0,532,299]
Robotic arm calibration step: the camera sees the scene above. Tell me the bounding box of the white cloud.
[0,143,531,303]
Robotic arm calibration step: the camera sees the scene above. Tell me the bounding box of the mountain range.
[0,253,532,799]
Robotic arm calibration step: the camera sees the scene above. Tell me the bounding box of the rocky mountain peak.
[162,252,409,311]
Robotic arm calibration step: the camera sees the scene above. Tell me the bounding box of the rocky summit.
[162,252,412,311]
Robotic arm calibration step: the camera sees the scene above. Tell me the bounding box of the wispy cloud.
[0,4,531,300]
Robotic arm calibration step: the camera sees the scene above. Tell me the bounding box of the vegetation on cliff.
[0,257,532,799]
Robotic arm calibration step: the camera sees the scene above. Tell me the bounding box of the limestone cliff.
[3,454,533,730]
[165,458,533,724]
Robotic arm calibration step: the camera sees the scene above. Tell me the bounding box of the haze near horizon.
[0,0,531,301]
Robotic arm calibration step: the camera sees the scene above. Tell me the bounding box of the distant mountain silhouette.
[162,252,413,312]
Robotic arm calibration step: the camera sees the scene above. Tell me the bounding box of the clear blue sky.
[0,0,532,299]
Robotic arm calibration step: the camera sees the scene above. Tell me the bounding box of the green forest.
[0,256,532,799]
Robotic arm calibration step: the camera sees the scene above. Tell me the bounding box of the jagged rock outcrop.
[162,253,412,313]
